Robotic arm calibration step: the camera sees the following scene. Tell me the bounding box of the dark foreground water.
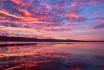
[0,42,104,70]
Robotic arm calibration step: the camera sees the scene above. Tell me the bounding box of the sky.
[0,0,104,41]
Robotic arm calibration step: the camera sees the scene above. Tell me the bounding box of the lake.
[0,42,104,70]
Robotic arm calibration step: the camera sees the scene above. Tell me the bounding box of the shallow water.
[0,42,104,70]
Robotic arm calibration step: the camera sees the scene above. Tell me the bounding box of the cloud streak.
[0,0,104,40]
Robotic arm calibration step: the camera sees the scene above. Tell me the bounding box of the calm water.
[0,42,104,70]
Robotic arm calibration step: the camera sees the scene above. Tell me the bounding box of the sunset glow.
[0,0,104,40]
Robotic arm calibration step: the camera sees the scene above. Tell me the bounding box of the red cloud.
[18,9,32,17]
[70,1,78,8]
[11,0,32,6]
[66,11,80,18]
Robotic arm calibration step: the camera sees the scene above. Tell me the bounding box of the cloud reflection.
[0,42,104,70]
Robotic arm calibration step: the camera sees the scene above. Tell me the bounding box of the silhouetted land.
[0,36,104,42]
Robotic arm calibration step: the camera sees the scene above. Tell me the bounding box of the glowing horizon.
[0,0,104,41]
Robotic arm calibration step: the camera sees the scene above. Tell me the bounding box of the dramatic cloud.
[0,0,104,40]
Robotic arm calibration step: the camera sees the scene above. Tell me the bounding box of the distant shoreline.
[0,36,104,42]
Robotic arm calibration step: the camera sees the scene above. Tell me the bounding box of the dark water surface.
[0,42,104,70]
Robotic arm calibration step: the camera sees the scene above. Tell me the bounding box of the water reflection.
[0,42,104,70]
